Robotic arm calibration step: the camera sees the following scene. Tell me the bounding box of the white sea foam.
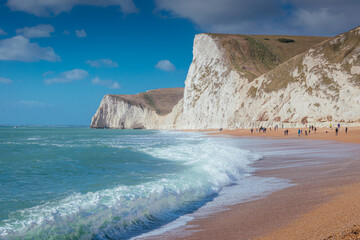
[0,131,278,239]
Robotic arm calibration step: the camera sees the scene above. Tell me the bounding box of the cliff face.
[90,88,183,129]
[243,26,360,127]
[91,26,360,129]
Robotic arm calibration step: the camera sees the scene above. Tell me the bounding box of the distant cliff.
[91,26,360,129]
[90,88,183,129]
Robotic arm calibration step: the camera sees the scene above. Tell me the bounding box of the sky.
[0,0,359,126]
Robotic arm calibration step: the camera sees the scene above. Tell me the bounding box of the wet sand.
[157,127,360,240]
[209,126,360,144]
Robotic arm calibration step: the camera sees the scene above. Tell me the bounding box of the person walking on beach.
[330,123,332,128]
[314,127,317,134]
[298,129,301,136]
[251,128,253,134]
[335,128,338,135]
[338,123,340,129]
[346,127,348,134]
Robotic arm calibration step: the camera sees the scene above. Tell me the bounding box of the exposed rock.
[90,88,183,129]
[91,26,360,129]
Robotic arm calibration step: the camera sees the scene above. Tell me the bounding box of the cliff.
[91,26,360,129]
[90,88,183,129]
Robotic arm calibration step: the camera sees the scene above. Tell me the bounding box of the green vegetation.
[352,74,360,86]
[222,38,257,80]
[321,75,334,85]
[306,86,313,95]
[246,36,279,69]
[260,55,303,92]
[332,42,341,52]
[210,33,328,83]
[143,93,157,110]
[277,38,295,43]
[247,86,258,98]
[322,29,360,63]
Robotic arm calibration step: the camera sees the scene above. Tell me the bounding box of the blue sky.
[0,0,359,125]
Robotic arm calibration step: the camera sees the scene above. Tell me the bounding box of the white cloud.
[75,29,87,38]
[44,69,89,84]
[0,35,60,62]
[154,0,360,36]
[155,59,176,71]
[291,8,348,36]
[16,24,54,38]
[0,77,12,84]
[7,100,53,108]
[86,58,118,68]
[91,76,120,89]
[0,29,7,35]
[6,0,138,17]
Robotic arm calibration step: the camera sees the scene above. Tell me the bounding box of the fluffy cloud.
[44,69,89,84]
[16,24,54,38]
[91,77,120,89]
[86,58,118,68]
[6,0,138,17]
[75,29,87,38]
[0,36,60,62]
[289,0,360,35]
[155,0,282,34]
[154,0,360,35]
[155,60,176,71]
[0,77,12,84]
[0,29,7,35]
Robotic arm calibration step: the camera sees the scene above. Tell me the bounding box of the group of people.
[333,123,348,135]
[297,125,317,136]
[249,123,348,137]
[250,126,267,134]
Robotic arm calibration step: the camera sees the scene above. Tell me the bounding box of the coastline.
[209,126,360,144]
[156,127,360,239]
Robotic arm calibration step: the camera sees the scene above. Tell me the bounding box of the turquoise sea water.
[0,127,266,239]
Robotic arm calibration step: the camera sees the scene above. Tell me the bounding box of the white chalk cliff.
[91,26,360,129]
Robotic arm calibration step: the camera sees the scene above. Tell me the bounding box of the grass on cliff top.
[320,26,360,64]
[208,33,329,81]
[258,26,360,92]
[110,88,184,116]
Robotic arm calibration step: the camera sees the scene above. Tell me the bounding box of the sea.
[0,126,292,239]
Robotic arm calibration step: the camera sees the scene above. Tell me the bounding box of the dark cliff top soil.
[207,33,330,81]
[108,87,184,116]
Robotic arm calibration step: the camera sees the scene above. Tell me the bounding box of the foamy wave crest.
[0,132,261,239]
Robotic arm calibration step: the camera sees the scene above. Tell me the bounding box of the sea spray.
[0,128,262,239]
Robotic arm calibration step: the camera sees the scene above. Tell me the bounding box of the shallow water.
[4,127,354,239]
[1,127,282,239]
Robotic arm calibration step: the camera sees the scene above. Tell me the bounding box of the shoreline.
[156,127,360,239]
[208,126,360,144]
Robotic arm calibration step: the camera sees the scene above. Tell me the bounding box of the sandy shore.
[157,127,360,240]
[209,126,360,144]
